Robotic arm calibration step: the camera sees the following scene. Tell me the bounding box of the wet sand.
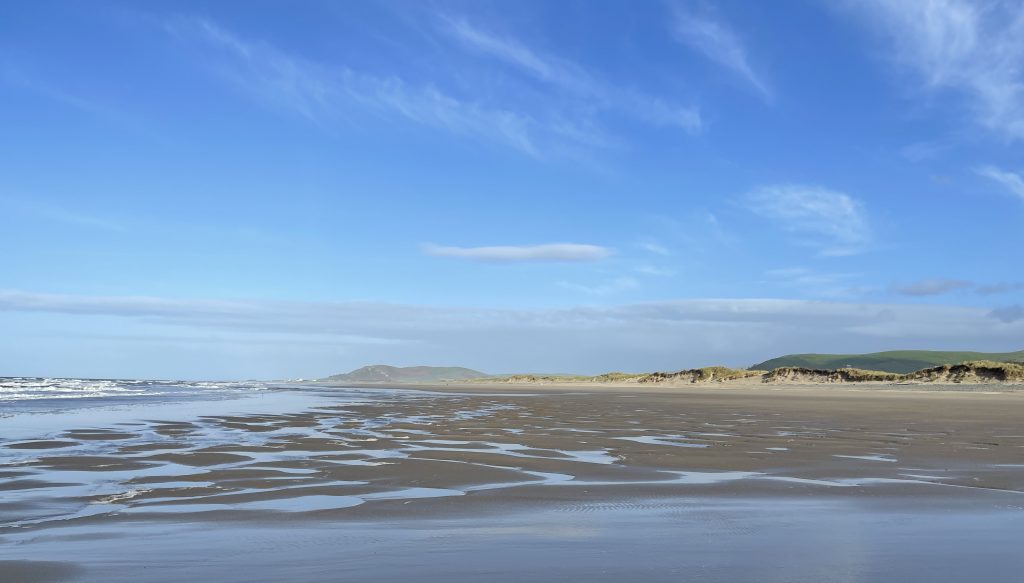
[6,496,1024,583]
[2,383,1023,580]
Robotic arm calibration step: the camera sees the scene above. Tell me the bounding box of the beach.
[8,0,1024,579]
[2,380,1024,581]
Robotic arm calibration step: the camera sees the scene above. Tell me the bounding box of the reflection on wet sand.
[4,497,1023,583]
[3,385,1024,529]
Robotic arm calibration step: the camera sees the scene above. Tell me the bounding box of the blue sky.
[1,0,1023,379]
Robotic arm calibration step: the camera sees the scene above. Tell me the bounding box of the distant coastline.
[317,351,1024,388]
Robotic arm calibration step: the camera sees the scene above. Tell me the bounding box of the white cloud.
[422,243,612,262]
[636,240,671,256]
[744,185,872,256]
[848,0,1024,140]
[2,289,1021,376]
[670,5,771,99]
[438,17,703,134]
[976,165,1024,201]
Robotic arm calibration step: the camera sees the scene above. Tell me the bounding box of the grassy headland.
[750,349,1024,374]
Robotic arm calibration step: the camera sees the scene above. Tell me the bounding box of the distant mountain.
[321,365,485,383]
[750,350,1024,374]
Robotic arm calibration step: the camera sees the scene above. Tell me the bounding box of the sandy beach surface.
[2,381,1023,581]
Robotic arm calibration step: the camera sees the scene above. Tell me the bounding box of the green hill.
[321,365,485,383]
[751,350,1024,374]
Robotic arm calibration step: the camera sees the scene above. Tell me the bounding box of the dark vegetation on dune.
[761,367,902,383]
[750,349,1024,374]
[762,361,1024,384]
[477,367,763,385]
[480,361,1024,385]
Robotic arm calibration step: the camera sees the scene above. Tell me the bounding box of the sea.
[0,376,361,442]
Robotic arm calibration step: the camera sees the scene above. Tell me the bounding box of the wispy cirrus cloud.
[847,0,1024,141]
[164,17,604,157]
[440,16,593,95]
[669,4,771,100]
[166,15,702,158]
[437,16,703,133]
[422,243,612,263]
[976,165,1024,201]
[743,185,872,256]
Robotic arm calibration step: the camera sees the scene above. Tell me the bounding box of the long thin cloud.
[670,5,771,100]
[438,16,703,133]
[1,289,1017,335]
[441,16,594,95]
[422,243,612,262]
[977,165,1024,201]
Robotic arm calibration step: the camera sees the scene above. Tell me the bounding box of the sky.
[1,0,1023,380]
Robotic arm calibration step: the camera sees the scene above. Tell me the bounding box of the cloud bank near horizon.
[1,289,1019,380]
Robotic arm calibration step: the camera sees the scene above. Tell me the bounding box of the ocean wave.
[0,378,268,402]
